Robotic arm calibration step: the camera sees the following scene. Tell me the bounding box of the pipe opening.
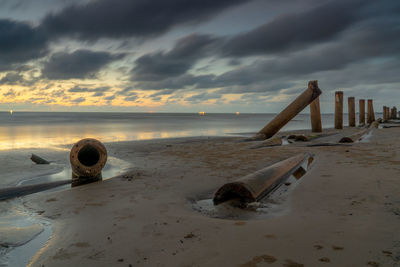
[78,144,100,167]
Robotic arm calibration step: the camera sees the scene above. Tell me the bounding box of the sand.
[3,127,400,266]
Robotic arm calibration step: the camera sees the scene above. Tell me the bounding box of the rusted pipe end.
[213,182,255,205]
[70,138,107,178]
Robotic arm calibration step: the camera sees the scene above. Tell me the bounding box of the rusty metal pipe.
[70,138,107,186]
[213,153,312,205]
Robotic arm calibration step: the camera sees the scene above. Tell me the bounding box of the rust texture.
[70,138,107,186]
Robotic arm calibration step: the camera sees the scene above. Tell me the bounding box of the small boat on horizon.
[198,111,205,116]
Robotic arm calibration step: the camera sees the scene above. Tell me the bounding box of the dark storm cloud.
[41,0,250,40]
[131,0,400,93]
[132,34,218,81]
[0,19,48,70]
[220,0,368,57]
[42,50,125,80]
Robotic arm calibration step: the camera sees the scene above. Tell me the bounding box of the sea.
[0,111,344,150]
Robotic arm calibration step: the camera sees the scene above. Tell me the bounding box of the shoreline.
[1,126,399,266]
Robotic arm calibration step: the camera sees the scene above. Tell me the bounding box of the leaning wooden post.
[367,99,374,123]
[310,96,322,132]
[257,80,322,139]
[334,91,343,129]
[348,97,356,127]
[359,99,365,125]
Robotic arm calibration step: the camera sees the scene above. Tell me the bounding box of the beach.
[1,125,398,266]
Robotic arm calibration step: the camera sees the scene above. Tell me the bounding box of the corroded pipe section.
[213,153,312,205]
[256,81,322,140]
[70,138,107,187]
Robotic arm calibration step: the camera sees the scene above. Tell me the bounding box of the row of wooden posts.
[256,81,398,139]
[331,91,398,131]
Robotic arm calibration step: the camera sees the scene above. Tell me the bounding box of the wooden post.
[310,96,322,132]
[257,80,322,139]
[383,106,386,121]
[367,99,374,123]
[359,99,365,125]
[334,91,343,129]
[348,97,356,127]
[392,106,397,119]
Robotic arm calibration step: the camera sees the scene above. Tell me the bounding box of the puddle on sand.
[0,156,130,267]
[192,156,313,220]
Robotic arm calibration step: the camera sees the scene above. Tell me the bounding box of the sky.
[0,0,399,113]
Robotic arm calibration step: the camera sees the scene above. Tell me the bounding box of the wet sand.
[3,127,400,266]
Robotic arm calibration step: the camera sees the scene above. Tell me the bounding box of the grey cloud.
[3,89,17,97]
[117,87,137,96]
[132,34,218,81]
[125,95,138,102]
[71,97,85,103]
[0,19,48,70]
[129,0,400,93]
[42,50,124,80]
[41,0,250,41]
[68,85,111,93]
[0,72,24,85]
[104,95,115,101]
[185,92,221,103]
[220,0,368,57]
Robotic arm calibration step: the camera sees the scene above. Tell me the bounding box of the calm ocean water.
[0,112,342,150]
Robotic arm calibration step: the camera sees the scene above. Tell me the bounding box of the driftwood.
[0,180,71,201]
[213,153,312,205]
[255,81,321,140]
[30,154,50,164]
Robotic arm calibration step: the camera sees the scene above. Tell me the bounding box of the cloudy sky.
[0,0,399,113]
